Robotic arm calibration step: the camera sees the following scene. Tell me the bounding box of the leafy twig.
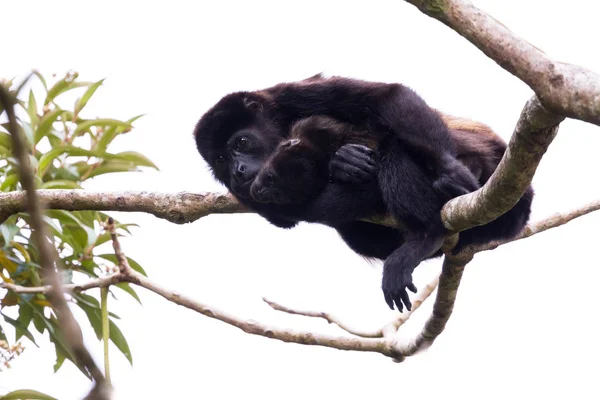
[0,82,110,399]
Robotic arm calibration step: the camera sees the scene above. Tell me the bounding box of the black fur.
[193,76,533,312]
[250,116,451,311]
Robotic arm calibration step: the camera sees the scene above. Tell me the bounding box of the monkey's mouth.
[250,182,292,205]
[230,179,253,200]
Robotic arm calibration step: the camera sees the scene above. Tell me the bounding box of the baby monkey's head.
[249,116,339,205]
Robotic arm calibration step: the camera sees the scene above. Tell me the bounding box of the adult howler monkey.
[193,76,533,312]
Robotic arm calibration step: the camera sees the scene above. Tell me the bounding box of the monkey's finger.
[329,161,374,184]
[334,146,377,167]
[339,143,376,157]
[394,297,404,313]
[384,292,395,310]
[399,290,412,312]
[407,283,418,293]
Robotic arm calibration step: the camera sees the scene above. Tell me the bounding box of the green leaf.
[27,89,39,127]
[35,108,64,144]
[74,79,104,115]
[84,160,141,179]
[0,131,12,150]
[46,210,96,250]
[97,254,147,276]
[17,302,34,330]
[44,77,88,105]
[0,323,6,340]
[22,121,35,147]
[1,173,19,191]
[77,300,102,340]
[109,319,132,365]
[94,231,112,247]
[46,316,91,378]
[95,126,121,152]
[0,389,58,400]
[32,70,48,91]
[1,313,37,346]
[28,154,39,174]
[32,313,46,334]
[40,180,82,189]
[74,293,101,309]
[114,283,142,304]
[38,145,105,176]
[51,165,80,181]
[53,351,66,373]
[112,151,158,169]
[1,222,19,243]
[73,118,131,137]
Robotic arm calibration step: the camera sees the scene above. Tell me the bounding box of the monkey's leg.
[381,231,445,312]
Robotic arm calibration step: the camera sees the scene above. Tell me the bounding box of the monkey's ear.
[243,97,263,113]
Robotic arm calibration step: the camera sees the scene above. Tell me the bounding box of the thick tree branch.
[6,196,595,289]
[0,83,109,398]
[0,190,245,225]
[404,0,600,125]
[442,97,563,232]
[2,187,598,254]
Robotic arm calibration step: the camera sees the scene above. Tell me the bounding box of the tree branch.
[442,96,563,232]
[263,275,439,339]
[398,252,471,356]
[0,274,121,295]
[403,0,600,125]
[0,190,245,225]
[472,199,600,253]
[3,198,597,363]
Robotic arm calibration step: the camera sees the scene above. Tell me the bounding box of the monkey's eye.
[283,138,300,148]
[267,173,275,184]
[215,155,225,165]
[235,136,249,151]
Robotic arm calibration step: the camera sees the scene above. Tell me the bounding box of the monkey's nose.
[250,182,268,203]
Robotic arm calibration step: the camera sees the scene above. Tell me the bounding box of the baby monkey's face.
[250,138,326,205]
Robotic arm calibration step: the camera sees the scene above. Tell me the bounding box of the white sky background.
[2,0,600,398]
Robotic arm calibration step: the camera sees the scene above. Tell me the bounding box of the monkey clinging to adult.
[194,75,533,312]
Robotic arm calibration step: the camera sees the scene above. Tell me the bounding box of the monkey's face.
[194,93,281,201]
[250,138,326,205]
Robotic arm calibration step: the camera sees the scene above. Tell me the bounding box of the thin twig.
[472,199,600,253]
[0,274,121,294]
[263,274,440,339]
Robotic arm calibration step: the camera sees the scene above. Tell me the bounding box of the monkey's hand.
[434,156,480,199]
[329,144,378,184]
[381,263,418,313]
